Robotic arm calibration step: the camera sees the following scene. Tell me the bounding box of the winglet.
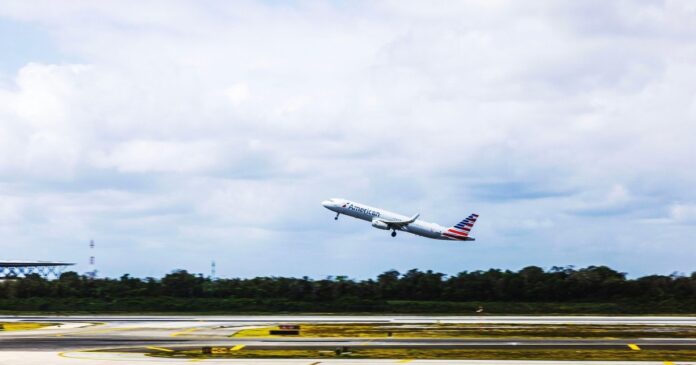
[408,213,420,223]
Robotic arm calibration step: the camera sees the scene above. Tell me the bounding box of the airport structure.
[85,239,97,279]
[0,261,74,279]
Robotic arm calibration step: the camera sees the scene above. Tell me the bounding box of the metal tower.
[86,240,98,279]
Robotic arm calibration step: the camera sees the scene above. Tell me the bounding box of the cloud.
[670,203,696,223]
[91,140,221,173]
[225,84,250,107]
[568,184,634,216]
[0,1,694,277]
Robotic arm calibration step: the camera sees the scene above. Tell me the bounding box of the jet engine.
[371,220,390,230]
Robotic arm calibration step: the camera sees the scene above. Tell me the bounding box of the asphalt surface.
[0,315,695,364]
[3,335,696,351]
[1,314,695,351]
[4,314,696,325]
[8,352,696,365]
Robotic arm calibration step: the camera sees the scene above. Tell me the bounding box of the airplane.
[321,198,478,241]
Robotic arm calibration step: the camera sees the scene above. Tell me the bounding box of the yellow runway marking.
[75,326,136,335]
[188,360,204,363]
[170,327,199,337]
[664,362,675,365]
[58,350,135,361]
[397,360,413,364]
[59,350,172,362]
[231,344,245,351]
[628,343,641,350]
[146,346,174,352]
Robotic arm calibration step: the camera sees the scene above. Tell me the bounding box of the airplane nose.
[321,200,331,208]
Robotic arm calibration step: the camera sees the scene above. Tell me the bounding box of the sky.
[0,0,695,279]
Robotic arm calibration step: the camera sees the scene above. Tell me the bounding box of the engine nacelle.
[371,220,390,230]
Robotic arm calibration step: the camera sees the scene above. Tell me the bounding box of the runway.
[5,314,696,325]
[1,315,695,364]
[3,336,696,351]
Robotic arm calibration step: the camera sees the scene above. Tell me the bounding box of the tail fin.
[442,213,479,241]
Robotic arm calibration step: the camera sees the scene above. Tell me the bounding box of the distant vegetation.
[0,266,694,314]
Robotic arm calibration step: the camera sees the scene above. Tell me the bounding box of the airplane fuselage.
[321,198,475,241]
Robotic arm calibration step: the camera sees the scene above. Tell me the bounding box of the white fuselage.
[321,198,452,240]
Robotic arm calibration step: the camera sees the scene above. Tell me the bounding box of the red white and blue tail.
[442,214,479,241]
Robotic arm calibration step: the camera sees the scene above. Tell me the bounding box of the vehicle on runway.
[321,198,478,241]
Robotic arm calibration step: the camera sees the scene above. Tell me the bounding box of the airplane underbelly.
[405,225,437,238]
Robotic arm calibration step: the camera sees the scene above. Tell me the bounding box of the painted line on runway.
[231,344,245,351]
[664,362,675,365]
[397,360,413,363]
[171,327,199,337]
[59,351,194,362]
[74,326,137,335]
[628,343,641,351]
[146,346,174,352]
[57,346,134,360]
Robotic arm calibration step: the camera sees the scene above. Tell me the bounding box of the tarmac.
[1,315,695,364]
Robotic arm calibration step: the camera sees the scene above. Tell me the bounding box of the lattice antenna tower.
[87,239,98,279]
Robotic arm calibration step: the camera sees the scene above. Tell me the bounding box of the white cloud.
[670,203,696,223]
[0,1,694,277]
[14,63,90,127]
[225,83,250,107]
[0,197,23,224]
[24,132,81,178]
[91,140,220,173]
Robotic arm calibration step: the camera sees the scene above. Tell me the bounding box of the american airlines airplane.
[321,198,478,241]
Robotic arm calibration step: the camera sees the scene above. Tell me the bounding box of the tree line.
[0,266,694,313]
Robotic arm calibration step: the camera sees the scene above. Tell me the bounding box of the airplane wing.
[375,213,420,228]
